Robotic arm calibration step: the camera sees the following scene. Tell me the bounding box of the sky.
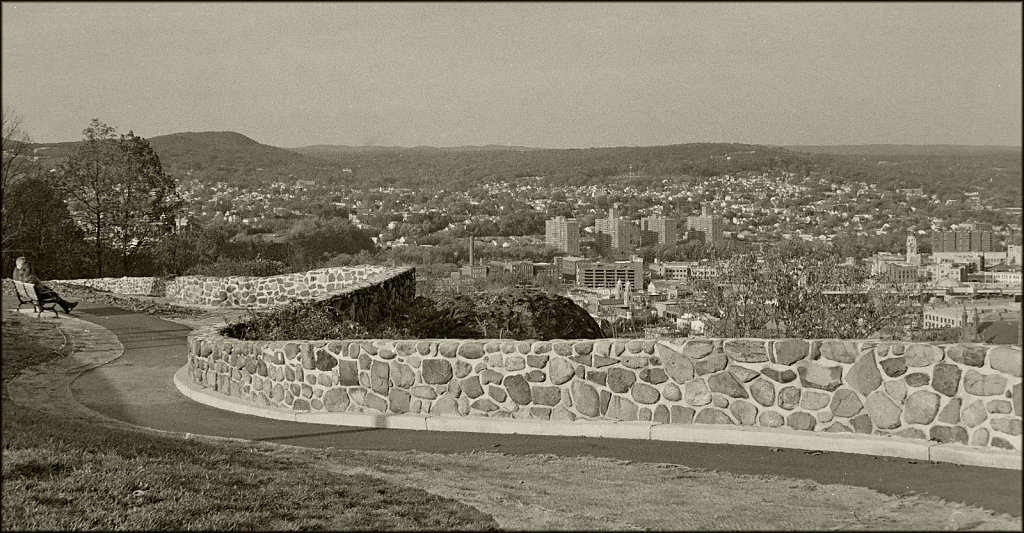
[2,2,1021,148]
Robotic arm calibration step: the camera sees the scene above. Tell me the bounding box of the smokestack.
[469,236,474,266]
[702,204,709,217]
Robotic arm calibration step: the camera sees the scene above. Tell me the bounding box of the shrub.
[185,257,289,278]
[223,287,605,341]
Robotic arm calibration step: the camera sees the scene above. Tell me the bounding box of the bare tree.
[2,108,36,251]
[699,245,918,339]
[1,109,89,278]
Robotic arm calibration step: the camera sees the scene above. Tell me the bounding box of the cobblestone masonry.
[163,266,412,308]
[43,277,166,296]
[187,332,1023,451]
[40,268,1020,451]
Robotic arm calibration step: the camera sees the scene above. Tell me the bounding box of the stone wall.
[186,334,1023,451]
[316,268,417,325]
[163,266,411,308]
[49,277,166,296]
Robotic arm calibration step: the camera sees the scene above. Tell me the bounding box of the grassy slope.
[0,311,497,531]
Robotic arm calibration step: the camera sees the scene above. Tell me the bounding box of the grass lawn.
[1,311,498,531]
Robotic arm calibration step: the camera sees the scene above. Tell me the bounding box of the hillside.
[786,144,1021,157]
[298,144,539,154]
[787,145,1022,204]
[148,131,320,172]
[27,131,343,184]
[292,142,806,189]
[22,132,1021,201]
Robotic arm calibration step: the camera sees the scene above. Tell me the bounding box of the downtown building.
[932,230,997,253]
[575,260,644,290]
[640,216,678,246]
[652,261,720,282]
[685,204,723,244]
[545,216,580,255]
[931,229,1011,268]
[595,208,640,253]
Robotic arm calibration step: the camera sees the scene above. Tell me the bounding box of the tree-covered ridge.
[25,131,337,185]
[294,142,804,188]
[787,147,1021,207]
[25,131,1021,202]
[786,144,1020,157]
[148,131,320,171]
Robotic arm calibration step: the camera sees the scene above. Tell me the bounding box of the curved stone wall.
[186,333,1022,451]
[163,266,411,308]
[48,276,166,296]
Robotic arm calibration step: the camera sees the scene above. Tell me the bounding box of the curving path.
[8,300,1023,517]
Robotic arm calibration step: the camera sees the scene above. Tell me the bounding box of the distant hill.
[20,140,79,161]
[147,131,322,172]
[782,145,1021,206]
[21,132,1020,202]
[297,144,539,155]
[27,131,336,182]
[786,144,1021,157]
[290,142,806,188]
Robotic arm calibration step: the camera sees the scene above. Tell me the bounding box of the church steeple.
[961,306,980,343]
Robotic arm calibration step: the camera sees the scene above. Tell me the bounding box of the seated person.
[12,256,78,314]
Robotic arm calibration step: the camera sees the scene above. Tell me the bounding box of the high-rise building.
[932,230,995,253]
[640,216,678,246]
[686,204,723,244]
[970,231,996,252]
[595,208,640,253]
[545,216,580,255]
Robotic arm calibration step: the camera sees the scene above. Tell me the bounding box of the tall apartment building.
[932,230,996,253]
[640,216,678,246]
[545,216,580,255]
[685,204,723,244]
[595,208,640,253]
[970,231,995,252]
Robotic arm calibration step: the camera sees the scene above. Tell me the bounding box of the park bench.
[11,279,60,318]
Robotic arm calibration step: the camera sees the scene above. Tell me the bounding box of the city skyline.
[2,2,1021,148]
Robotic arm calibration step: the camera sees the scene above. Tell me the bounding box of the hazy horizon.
[3,3,1021,148]
[20,129,1023,151]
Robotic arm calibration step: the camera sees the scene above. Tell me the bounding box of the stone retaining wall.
[317,268,417,325]
[187,333,1023,451]
[163,266,410,308]
[49,276,166,296]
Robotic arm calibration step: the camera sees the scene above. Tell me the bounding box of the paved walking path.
[6,300,1023,517]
